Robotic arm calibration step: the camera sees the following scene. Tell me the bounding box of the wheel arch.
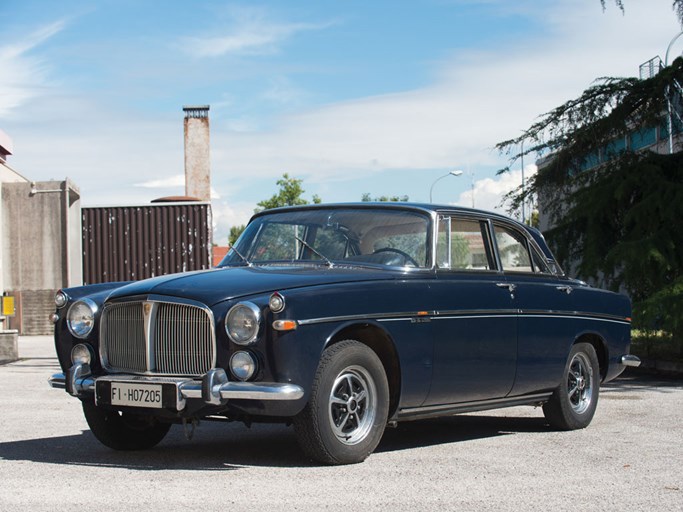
[325,322,402,419]
[574,332,608,381]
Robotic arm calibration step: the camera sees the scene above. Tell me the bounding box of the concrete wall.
[2,180,82,334]
[0,161,30,332]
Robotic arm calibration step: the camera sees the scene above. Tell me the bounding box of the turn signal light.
[273,320,298,332]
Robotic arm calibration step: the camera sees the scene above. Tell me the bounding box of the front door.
[423,216,517,406]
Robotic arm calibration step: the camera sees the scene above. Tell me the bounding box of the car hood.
[106,265,399,306]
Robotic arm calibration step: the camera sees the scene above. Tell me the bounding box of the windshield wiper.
[228,245,252,267]
[294,236,334,267]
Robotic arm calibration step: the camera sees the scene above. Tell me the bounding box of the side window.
[494,225,532,272]
[437,216,491,270]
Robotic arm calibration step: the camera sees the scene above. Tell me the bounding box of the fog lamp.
[230,351,257,381]
[71,343,93,365]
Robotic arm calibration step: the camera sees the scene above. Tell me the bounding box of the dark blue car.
[49,203,639,464]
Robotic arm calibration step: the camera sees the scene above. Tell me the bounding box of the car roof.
[251,202,528,229]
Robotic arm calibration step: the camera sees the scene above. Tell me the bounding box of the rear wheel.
[294,340,389,465]
[543,342,600,430]
[82,401,171,450]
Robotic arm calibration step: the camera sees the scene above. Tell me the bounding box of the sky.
[1,0,680,242]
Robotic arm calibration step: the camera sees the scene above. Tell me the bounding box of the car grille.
[101,299,215,376]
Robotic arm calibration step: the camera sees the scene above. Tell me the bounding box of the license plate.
[111,382,163,409]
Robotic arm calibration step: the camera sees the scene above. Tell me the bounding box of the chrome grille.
[154,302,214,375]
[101,299,215,376]
[101,302,147,373]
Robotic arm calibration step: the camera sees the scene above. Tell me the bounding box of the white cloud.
[0,20,66,117]
[182,8,333,57]
[204,1,677,183]
[456,165,538,220]
[135,174,185,188]
[211,201,255,244]
[6,1,680,232]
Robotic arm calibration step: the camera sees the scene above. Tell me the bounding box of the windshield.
[220,208,432,268]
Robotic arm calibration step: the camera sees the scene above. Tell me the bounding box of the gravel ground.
[1,336,681,511]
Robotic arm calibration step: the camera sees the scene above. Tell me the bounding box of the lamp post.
[521,139,525,224]
[429,170,463,203]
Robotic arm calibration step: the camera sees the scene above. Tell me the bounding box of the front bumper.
[48,364,304,411]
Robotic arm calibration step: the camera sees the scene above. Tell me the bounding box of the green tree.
[496,55,683,354]
[228,174,322,244]
[255,173,321,212]
[228,225,245,245]
[361,193,409,202]
[601,1,683,24]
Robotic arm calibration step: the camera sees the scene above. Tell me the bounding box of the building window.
[629,126,657,151]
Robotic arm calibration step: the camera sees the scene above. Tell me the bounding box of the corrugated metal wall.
[82,203,212,285]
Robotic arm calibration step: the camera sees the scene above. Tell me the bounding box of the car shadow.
[0,414,550,470]
[377,415,548,453]
[601,372,683,396]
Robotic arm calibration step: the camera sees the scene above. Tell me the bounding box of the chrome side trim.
[519,311,631,325]
[296,309,631,326]
[621,354,641,367]
[297,311,436,326]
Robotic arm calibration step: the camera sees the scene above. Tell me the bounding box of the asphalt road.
[1,336,681,511]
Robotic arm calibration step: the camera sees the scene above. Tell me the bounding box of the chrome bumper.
[48,365,304,410]
[620,354,642,367]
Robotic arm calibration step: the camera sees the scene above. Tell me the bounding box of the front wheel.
[294,340,389,465]
[82,401,171,450]
[543,342,600,430]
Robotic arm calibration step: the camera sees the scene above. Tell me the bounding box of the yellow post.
[2,296,15,317]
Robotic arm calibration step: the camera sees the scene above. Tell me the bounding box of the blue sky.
[1,0,680,241]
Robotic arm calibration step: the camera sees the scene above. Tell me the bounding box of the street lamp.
[429,170,463,203]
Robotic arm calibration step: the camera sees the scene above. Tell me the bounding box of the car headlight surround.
[66,299,98,339]
[225,301,262,345]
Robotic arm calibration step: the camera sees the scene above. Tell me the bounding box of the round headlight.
[225,302,261,345]
[55,291,69,309]
[230,351,257,381]
[67,299,98,339]
[71,343,93,365]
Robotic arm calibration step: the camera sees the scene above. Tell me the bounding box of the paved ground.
[1,336,681,511]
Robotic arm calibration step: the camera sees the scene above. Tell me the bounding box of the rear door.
[491,222,576,396]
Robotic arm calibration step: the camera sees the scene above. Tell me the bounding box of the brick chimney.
[183,105,211,202]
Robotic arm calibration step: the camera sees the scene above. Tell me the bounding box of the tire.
[543,342,600,430]
[82,400,171,450]
[294,340,390,465]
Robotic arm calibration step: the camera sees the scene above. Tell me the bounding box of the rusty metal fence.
[82,202,212,285]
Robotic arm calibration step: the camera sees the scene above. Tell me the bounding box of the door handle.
[556,285,573,295]
[496,282,516,292]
